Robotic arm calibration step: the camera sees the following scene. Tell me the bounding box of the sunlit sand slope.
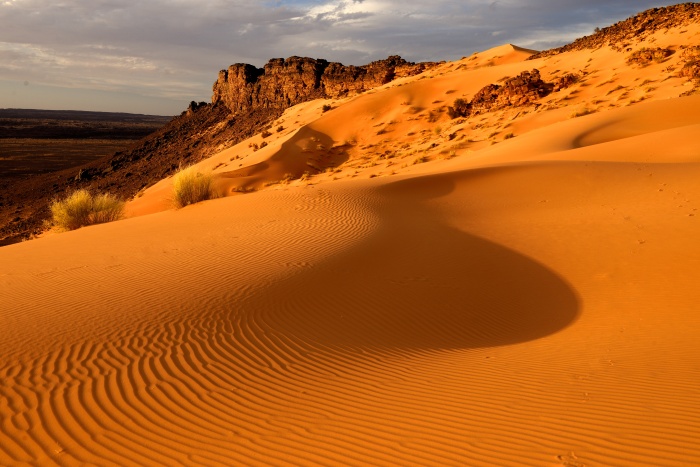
[3,26,700,465]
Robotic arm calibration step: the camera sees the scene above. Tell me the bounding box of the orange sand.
[2,24,700,466]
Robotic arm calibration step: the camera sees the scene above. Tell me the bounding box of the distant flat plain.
[0,109,171,181]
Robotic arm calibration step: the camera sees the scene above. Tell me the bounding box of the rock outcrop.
[212,55,435,114]
[212,57,326,114]
[626,47,675,66]
[529,3,700,60]
[679,46,700,80]
[448,69,569,118]
[553,73,580,92]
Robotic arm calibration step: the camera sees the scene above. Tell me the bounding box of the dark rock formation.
[626,47,675,66]
[553,73,580,92]
[529,3,700,60]
[681,59,700,80]
[212,55,436,114]
[448,69,556,118]
[679,46,700,80]
[212,57,326,113]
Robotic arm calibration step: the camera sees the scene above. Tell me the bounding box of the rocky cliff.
[212,55,434,114]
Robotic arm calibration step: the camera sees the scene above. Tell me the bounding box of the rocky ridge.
[212,56,435,114]
[529,3,700,59]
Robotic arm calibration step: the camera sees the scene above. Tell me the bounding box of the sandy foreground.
[2,25,700,466]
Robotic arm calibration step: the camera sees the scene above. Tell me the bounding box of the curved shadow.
[237,171,580,351]
[571,118,623,149]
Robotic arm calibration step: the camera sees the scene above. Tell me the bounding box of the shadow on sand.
[236,170,580,351]
[217,128,350,193]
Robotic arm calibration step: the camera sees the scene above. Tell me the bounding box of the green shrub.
[172,165,215,208]
[50,189,125,231]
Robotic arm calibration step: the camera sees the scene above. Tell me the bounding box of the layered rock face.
[212,55,434,114]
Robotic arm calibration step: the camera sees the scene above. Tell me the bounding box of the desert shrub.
[91,193,126,224]
[51,190,93,230]
[321,104,332,112]
[261,129,272,138]
[172,165,215,208]
[447,98,470,119]
[606,85,625,95]
[413,155,429,165]
[570,107,595,118]
[188,101,208,112]
[50,189,124,231]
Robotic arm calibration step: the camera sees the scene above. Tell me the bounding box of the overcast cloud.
[0,0,679,114]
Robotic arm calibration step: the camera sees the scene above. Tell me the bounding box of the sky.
[0,0,680,115]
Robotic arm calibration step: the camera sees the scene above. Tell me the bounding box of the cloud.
[0,0,679,114]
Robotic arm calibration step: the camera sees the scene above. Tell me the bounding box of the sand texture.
[2,23,700,466]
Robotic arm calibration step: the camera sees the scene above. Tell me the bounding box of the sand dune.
[3,20,700,466]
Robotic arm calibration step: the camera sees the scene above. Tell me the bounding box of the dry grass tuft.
[91,193,126,225]
[50,189,125,231]
[173,165,215,208]
[570,107,596,119]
